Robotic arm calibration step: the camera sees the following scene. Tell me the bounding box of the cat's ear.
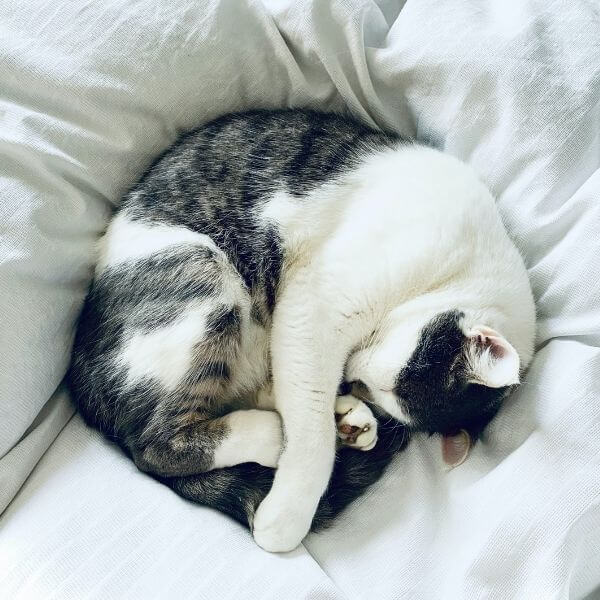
[466,325,520,388]
[441,430,471,468]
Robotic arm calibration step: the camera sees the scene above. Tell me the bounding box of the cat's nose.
[337,381,353,396]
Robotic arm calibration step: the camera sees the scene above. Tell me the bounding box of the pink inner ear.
[468,325,520,388]
[441,430,471,467]
[474,327,506,358]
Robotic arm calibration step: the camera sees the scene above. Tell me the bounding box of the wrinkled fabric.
[0,0,599,598]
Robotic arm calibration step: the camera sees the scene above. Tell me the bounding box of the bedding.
[1,0,599,598]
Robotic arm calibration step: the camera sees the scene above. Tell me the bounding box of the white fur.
[212,410,283,469]
[119,303,212,391]
[96,211,217,275]
[253,145,536,552]
[259,190,299,236]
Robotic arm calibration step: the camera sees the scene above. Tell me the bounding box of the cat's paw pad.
[335,395,378,451]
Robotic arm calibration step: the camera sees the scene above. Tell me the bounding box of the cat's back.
[122,109,397,218]
[114,109,398,292]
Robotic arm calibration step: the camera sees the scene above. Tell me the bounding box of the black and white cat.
[69,109,535,553]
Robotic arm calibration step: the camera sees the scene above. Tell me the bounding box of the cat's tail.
[160,417,409,532]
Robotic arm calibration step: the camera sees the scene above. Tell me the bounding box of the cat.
[69,109,536,553]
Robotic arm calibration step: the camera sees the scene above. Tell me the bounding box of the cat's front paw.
[252,490,312,553]
[335,394,378,451]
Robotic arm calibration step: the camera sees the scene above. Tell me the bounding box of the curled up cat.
[69,109,536,553]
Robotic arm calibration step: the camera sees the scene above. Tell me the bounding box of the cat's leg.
[132,408,283,477]
[335,395,378,451]
[252,271,356,552]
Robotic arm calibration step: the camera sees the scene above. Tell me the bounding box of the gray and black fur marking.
[69,109,505,532]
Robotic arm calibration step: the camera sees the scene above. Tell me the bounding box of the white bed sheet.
[0,407,346,600]
[1,0,599,598]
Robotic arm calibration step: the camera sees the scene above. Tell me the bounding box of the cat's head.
[346,309,523,454]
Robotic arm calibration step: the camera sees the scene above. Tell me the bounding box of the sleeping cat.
[69,109,536,553]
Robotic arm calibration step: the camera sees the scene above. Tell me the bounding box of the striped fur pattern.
[69,109,535,552]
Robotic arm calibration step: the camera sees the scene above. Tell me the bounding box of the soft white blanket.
[1,1,599,598]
